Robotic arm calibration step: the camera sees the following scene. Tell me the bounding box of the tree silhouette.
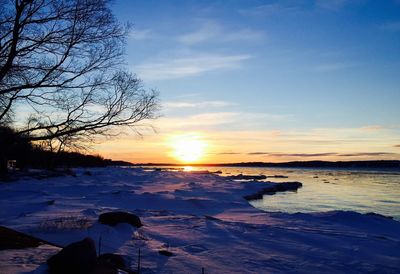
[0,0,159,150]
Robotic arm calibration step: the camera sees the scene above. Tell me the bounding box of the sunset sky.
[95,0,400,164]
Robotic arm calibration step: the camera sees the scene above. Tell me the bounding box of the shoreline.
[1,167,399,273]
[130,160,400,172]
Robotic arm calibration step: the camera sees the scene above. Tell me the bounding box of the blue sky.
[98,0,400,163]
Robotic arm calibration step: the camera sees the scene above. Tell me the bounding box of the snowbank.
[0,167,399,273]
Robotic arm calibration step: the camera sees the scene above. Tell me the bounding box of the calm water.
[185,166,400,221]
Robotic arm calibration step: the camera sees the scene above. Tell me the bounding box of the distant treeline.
[135,160,400,170]
[0,126,131,174]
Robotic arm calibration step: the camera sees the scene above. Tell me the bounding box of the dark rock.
[268,175,289,178]
[98,253,126,269]
[93,264,118,274]
[46,200,55,205]
[227,174,267,180]
[244,182,303,200]
[204,215,220,221]
[99,211,142,228]
[158,249,174,256]
[64,168,77,177]
[0,226,43,250]
[47,237,97,274]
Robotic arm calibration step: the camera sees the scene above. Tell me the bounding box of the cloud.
[129,29,153,40]
[240,1,357,17]
[247,152,397,157]
[135,54,251,81]
[280,152,337,157]
[155,112,238,130]
[178,21,265,45]
[338,152,396,157]
[164,100,235,109]
[239,3,304,17]
[153,111,288,132]
[250,152,338,157]
[248,152,270,155]
[360,125,384,132]
[217,152,242,155]
[395,145,400,148]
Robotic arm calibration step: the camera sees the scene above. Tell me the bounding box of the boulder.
[47,237,97,274]
[99,211,142,228]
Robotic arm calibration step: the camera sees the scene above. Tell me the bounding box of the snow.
[0,167,399,273]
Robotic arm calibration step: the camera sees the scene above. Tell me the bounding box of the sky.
[95,0,400,164]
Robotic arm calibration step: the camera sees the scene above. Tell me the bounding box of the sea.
[180,166,400,221]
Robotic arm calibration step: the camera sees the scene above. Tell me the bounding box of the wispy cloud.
[153,111,288,131]
[239,3,303,17]
[248,152,270,155]
[395,145,400,148]
[248,152,337,157]
[338,152,396,157]
[247,152,396,157]
[164,100,235,109]
[135,54,251,81]
[217,152,242,155]
[129,29,153,40]
[155,112,238,129]
[240,1,356,17]
[179,21,265,45]
[360,125,384,132]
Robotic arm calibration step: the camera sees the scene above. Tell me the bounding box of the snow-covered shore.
[0,167,399,273]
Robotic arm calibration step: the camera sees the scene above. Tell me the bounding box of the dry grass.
[39,216,92,231]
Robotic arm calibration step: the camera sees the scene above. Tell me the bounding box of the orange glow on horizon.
[169,133,208,163]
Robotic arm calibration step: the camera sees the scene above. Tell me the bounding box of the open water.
[186,166,400,221]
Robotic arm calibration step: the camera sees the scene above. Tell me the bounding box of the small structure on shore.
[7,160,17,172]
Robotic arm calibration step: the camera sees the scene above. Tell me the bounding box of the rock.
[47,237,97,274]
[93,265,118,274]
[269,175,288,178]
[204,215,220,221]
[227,174,267,180]
[46,200,55,205]
[99,211,142,228]
[274,182,302,191]
[0,226,43,250]
[98,253,126,269]
[244,182,303,200]
[158,249,174,256]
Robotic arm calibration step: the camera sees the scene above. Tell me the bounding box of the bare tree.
[0,0,159,149]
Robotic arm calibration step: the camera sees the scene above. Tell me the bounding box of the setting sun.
[170,134,207,163]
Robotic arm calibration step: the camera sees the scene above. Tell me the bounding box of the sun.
[170,134,207,163]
